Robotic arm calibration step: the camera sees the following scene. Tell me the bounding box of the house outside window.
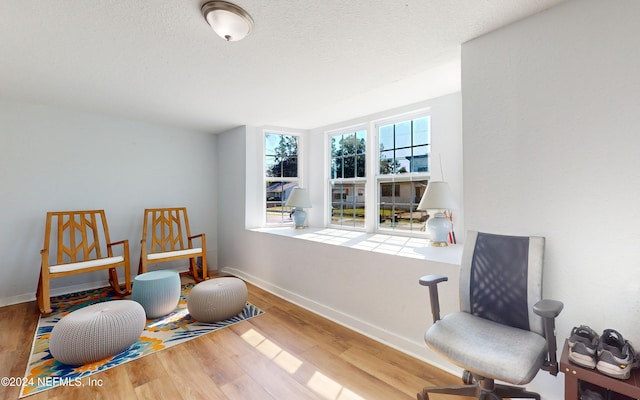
[265,132,300,225]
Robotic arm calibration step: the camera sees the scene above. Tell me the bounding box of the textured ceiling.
[0,0,566,134]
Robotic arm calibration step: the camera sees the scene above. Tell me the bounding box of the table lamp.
[417,181,458,246]
[285,188,312,229]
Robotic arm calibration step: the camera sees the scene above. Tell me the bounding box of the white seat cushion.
[425,312,547,385]
[49,256,125,273]
[147,248,202,260]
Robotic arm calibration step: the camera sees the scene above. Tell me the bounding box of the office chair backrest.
[459,231,545,336]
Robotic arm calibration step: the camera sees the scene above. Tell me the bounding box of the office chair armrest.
[533,299,563,319]
[419,275,449,323]
[533,299,564,376]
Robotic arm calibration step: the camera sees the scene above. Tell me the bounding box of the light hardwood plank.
[1,279,468,400]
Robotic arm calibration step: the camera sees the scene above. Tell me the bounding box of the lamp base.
[292,208,307,229]
[427,211,452,247]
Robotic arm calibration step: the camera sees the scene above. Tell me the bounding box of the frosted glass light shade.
[202,1,254,42]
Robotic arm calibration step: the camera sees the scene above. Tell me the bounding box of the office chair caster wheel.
[417,391,429,400]
[462,370,474,384]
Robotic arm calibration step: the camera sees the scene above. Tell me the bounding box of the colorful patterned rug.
[20,277,264,398]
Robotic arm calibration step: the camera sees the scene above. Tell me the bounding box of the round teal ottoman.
[49,300,146,365]
[187,277,247,322]
[132,270,181,318]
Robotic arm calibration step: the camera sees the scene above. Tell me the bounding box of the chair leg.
[200,252,208,280]
[494,384,540,400]
[108,268,126,295]
[138,254,146,275]
[418,376,540,400]
[37,269,52,315]
[418,384,480,400]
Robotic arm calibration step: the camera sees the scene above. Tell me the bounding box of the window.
[265,132,299,225]
[329,129,366,228]
[325,113,432,235]
[377,115,430,233]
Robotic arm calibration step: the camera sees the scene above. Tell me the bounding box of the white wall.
[463,0,640,398]
[218,93,465,371]
[0,100,218,305]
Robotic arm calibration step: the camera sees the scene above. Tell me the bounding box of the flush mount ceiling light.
[201,1,254,42]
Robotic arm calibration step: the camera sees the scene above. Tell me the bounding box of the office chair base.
[417,373,541,400]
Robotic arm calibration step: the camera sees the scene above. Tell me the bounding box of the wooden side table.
[560,339,640,399]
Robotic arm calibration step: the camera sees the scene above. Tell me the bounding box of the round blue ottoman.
[132,270,181,318]
[187,277,248,322]
[49,300,146,365]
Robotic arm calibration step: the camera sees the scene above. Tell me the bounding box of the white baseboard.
[220,266,462,378]
[0,267,192,308]
[0,279,112,307]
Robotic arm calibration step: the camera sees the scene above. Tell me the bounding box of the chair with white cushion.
[37,210,131,315]
[138,207,207,282]
[417,231,564,400]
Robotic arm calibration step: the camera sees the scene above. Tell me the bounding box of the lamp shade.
[202,1,254,42]
[285,188,312,208]
[417,181,457,211]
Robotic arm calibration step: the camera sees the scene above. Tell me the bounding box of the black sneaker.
[596,329,638,379]
[569,325,599,369]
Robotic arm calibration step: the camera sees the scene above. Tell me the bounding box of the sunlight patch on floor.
[240,328,303,374]
[240,328,367,399]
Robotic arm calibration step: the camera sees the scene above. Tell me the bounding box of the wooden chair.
[37,210,131,315]
[138,207,207,282]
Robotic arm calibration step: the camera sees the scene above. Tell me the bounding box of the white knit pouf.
[49,300,146,365]
[132,270,181,318]
[187,277,248,323]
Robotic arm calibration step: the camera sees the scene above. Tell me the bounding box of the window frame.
[263,130,303,227]
[324,109,432,237]
[326,125,368,230]
[374,111,431,235]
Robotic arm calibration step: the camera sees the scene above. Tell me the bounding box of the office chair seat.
[426,303,548,385]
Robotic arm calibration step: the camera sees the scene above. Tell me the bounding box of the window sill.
[250,227,463,266]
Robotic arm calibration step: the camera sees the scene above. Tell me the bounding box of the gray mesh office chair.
[418,231,563,400]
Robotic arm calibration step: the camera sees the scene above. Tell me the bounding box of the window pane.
[265,181,296,224]
[265,155,280,177]
[331,135,341,158]
[356,154,366,178]
[396,148,410,173]
[343,132,356,155]
[343,156,355,178]
[395,121,411,148]
[265,132,298,179]
[335,157,344,179]
[330,182,365,228]
[377,115,429,178]
[282,156,298,177]
[356,130,366,154]
[412,145,429,173]
[378,179,428,233]
[265,133,281,156]
[379,125,394,151]
[413,117,429,146]
[379,150,395,174]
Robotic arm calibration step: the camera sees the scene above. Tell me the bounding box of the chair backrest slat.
[46,210,109,265]
[144,208,191,253]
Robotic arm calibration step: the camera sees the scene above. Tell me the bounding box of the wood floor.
[0,280,468,400]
